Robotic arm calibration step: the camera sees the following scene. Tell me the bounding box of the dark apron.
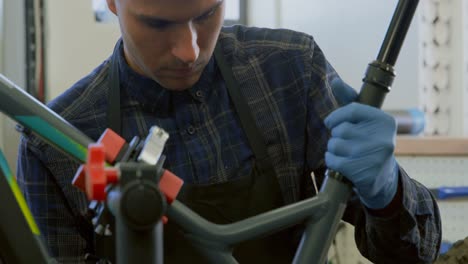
[106,41,296,263]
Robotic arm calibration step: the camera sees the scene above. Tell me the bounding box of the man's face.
[107,0,225,91]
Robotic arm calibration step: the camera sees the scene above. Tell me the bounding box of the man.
[17,0,441,263]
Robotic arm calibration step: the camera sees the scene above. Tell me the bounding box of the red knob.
[85,144,119,201]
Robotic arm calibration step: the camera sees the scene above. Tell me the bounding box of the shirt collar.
[116,39,218,113]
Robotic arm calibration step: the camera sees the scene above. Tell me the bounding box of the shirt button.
[195,91,203,98]
[187,126,196,135]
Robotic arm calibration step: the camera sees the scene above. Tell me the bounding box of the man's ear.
[106,0,117,15]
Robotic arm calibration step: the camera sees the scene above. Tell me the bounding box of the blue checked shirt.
[17,26,441,263]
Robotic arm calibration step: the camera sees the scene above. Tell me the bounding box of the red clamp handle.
[159,170,184,224]
[85,144,119,201]
[73,129,126,193]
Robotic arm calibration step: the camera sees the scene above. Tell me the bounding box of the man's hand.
[324,79,399,209]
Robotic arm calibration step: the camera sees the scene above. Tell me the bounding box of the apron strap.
[97,41,122,262]
[107,41,122,135]
[214,45,278,178]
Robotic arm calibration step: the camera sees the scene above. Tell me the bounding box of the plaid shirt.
[17,26,441,263]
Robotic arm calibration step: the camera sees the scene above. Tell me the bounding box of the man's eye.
[142,19,171,30]
[148,21,170,29]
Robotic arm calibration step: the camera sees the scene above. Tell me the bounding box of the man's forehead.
[127,0,222,16]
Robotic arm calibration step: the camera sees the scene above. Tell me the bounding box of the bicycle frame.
[0,1,419,263]
[0,151,49,263]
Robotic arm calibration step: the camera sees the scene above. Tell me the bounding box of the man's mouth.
[167,66,199,78]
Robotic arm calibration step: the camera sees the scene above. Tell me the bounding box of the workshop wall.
[1,0,26,175]
[0,0,4,156]
[45,0,120,101]
[249,0,421,112]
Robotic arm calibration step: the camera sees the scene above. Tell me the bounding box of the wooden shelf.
[396,136,468,156]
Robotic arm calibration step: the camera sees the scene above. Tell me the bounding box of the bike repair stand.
[73,127,183,264]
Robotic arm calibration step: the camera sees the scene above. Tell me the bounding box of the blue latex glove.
[324,79,399,209]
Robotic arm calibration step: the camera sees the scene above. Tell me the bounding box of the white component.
[137,126,169,165]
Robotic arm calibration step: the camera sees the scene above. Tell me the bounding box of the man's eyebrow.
[136,0,224,26]
[195,0,224,20]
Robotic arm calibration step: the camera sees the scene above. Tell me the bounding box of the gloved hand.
[324,79,399,209]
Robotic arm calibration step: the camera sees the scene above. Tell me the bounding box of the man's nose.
[172,23,200,65]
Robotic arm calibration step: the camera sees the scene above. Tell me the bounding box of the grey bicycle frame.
[163,172,348,263]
